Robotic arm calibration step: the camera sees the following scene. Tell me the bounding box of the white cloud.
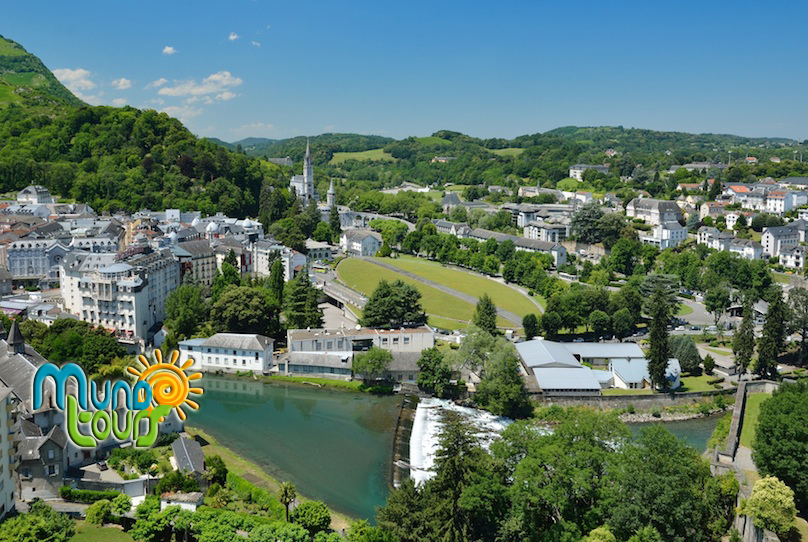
[110,77,132,90]
[53,68,104,104]
[112,98,127,107]
[146,77,168,89]
[216,91,236,101]
[251,41,261,47]
[228,32,240,41]
[53,68,96,91]
[162,45,177,55]
[161,105,203,123]
[158,71,243,99]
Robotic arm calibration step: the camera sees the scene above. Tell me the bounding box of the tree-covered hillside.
[216,133,396,161]
[0,35,84,108]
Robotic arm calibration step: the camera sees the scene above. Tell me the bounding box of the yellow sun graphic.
[127,349,203,421]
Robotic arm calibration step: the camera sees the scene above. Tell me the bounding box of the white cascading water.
[409,397,513,486]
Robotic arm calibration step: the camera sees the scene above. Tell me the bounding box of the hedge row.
[60,485,121,503]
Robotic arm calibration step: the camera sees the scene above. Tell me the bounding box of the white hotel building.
[59,247,180,341]
[178,333,275,374]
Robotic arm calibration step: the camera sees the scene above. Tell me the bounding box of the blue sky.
[5,0,808,141]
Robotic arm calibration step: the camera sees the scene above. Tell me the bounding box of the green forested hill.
[0,36,287,216]
[0,35,84,108]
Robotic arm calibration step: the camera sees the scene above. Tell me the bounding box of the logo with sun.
[127,349,203,421]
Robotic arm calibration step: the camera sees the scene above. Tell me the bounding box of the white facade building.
[17,185,56,205]
[626,198,684,225]
[340,229,383,256]
[178,333,275,374]
[638,221,687,249]
[59,248,180,341]
[762,225,799,257]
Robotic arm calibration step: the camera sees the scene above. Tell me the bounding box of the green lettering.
[91,411,111,441]
[66,396,95,448]
[111,410,132,441]
[135,405,170,448]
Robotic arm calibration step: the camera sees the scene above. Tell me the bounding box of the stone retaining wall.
[535,388,735,409]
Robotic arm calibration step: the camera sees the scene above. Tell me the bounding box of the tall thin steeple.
[7,320,24,354]
[303,138,315,202]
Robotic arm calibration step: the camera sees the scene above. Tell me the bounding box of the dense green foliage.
[738,476,797,536]
[416,347,458,398]
[472,293,498,335]
[377,410,737,542]
[361,279,427,328]
[19,318,125,374]
[0,500,75,542]
[352,347,393,381]
[753,381,808,512]
[59,486,121,504]
[290,500,332,536]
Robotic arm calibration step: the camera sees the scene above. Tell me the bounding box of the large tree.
[603,425,738,542]
[570,202,606,244]
[522,313,540,340]
[268,258,285,306]
[352,347,393,381]
[732,297,756,376]
[738,476,797,537]
[284,272,324,329]
[329,203,342,242]
[361,279,427,328]
[668,335,702,374]
[753,381,808,512]
[756,290,788,379]
[473,293,498,335]
[0,500,75,542]
[210,285,279,335]
[704,283,731,328]
[475,347,532,419]
[165,281,207,339]
[416,347,455,398]
[788,287,808,366]
[646,280,673,389]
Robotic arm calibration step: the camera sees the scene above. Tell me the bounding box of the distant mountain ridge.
[0,34,84,108]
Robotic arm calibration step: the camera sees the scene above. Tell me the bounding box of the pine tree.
[268,259,285,306]
[732,297,755,376]
[329,204,342,242]
[283,272,323,329]
[757,290,788,379]
[473,293,498,335]
[647,283,672,389]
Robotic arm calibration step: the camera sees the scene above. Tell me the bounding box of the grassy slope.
[330,148,395,164]
[490,147,525,157]
[375,255,543,317]
[415,136,452,146]
[337,258,510,329]
[739,392,771,448]
[71,524,134,542]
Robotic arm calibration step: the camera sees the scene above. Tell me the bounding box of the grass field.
[704,346,732,356]
[0,73,45,86]
[0,39,26,56]
[415,136,452,146]
[374,255,544,317]
[71,524,134,542]
[490,147,524,157]
[337,258,511,329]
[330,148,394,164]
[739,392,771,448]
[676,303,694,316]
[773,272,795,285]
[677,374,720,392]
[444,184,466,192]
[0,84,21,104]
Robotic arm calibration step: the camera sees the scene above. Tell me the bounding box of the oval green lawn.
[337,258,511,328]
[374,255,542,317]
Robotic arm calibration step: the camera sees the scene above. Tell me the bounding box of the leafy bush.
[291,500,331,536]
[154,432,180,447]
[60,486,120,503]
[85,499,112,525]
[651,406,662,418]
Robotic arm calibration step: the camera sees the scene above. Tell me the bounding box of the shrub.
[698,402,712,416]
[651,406,662,418]
[707,376,725,385]
[60,486,121,504]
[85,499,112,525]
[626,404,635,414]
[291,500,331,536]
[111,493,132,516]
[738,476,797,536]
[154,432,180,447]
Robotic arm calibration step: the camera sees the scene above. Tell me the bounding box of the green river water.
[186,375,720,521]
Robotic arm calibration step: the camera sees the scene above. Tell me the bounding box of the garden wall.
[535,388,735,409]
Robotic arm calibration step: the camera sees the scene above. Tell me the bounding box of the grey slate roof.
[202,333,273,351]
[172,437,206,475]
[533,367,602,391]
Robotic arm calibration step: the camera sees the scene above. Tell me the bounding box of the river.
[185,376,401,521]
[186,375,721,521]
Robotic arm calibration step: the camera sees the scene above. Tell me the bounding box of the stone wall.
[535,388,735,409]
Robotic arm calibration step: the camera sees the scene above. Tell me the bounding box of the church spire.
[305,139,311,165]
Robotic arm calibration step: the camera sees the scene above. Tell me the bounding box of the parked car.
[690,325,701,331]
[572,337,585,343]
[705,325,717,332]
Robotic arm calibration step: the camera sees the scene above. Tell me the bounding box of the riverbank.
[211,371,393,394]
[184,427,353,532]
[620,405,734,423]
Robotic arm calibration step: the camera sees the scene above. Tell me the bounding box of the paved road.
[360,257,524,326]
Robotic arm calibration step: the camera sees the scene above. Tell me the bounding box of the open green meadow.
[490,147,525,157]
[0,40,26,56]
[374,255,543,317]
[330,148,394,164]
[739,392,770,448]
[71,524,134,542]
[0,73,45,86]
[337,258,510,330]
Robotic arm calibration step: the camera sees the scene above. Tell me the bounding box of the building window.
[403,337,410,345]
[392,337,399,345]
[47,449,54,460]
